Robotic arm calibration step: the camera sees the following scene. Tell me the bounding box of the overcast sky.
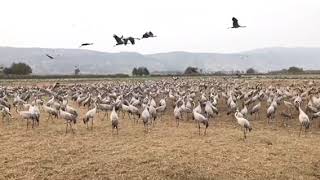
[0,0,319,54]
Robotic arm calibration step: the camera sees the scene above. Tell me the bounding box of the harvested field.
[0,77,320,179]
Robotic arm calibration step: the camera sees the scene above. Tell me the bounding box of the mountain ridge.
[0,46,319,74]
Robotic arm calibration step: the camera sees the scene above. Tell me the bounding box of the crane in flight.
[123,37,140,45]
[142,31,157,39]
[229,17,246,29]
[79,43,94,48]
[45,54,54,60]
[113,34,125,47]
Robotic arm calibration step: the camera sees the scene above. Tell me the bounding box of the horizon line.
[1,45,320,55]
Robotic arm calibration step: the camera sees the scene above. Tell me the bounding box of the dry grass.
[1,82,320,179]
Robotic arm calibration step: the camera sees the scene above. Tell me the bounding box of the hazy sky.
[0,0,319,54]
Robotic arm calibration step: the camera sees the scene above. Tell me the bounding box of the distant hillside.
[0,47,319,74]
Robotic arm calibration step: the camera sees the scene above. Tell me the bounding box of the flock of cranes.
[45,31,157,60]
[0,77,319,140]
[45,17,245,60]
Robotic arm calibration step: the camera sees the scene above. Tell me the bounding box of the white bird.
[200,93,207,103]
[59,109,77,134]
[267,104,276,124]
[185,99,194,119]
[141,106,151,133]
[13,95,26,112]
[298,104,310,137]
[17,110,38,129]
[51,101,61,111]
[43,105,58,120]
[204,101,218,119]
[156,105,166,120]
[63,105,78,118]
[0,105,11,121]
[174,105,182,127]
[150,98,157,108]
[159,98,166,107]
[294,96,302,110]
[130,97,140,106]
[227,100,237,115]
[97,103,113,118]
[83,103,97,129]
[283,100,294,113]
[29,104,40,126]
[193,110,209,135]
[148,105,157,125]
[240,105,248,118]
[250,102,261,120]
[193,102,203,114]
[234,111,252,139]
[128,104,140,122]
[46,96,55,106]
[120,102,130,118]
[311,96,320,109]
[235,109,244,118]
[110,106,119,134]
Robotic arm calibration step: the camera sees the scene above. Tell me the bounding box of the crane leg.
[176,118,179,127]
[299,125,302,137]
[71,123,75,134]
[65,123,68,134]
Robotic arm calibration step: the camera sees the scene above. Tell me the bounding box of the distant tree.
[288,66,303,74]
[1,62,32,75]
[132,67,150,76]
[234,70,241,74]
[142,67,149,75]
[0,66,3,75]
[6,62,32,75]
[184,67,199,75]
[214,71,226,75]
[246,68,257,74]
[3,68,12,75]
[74,67,80,75]
[132,67,138,76]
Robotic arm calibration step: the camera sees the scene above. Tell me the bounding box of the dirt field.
[1,79,320,180]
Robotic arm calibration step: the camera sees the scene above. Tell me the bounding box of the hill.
[0,47,319,74]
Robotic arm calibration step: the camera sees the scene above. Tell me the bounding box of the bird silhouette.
[229,17,246,28]
[113,34,125,47]
[45,54,54,60]
[142,31,157,39]
[123,37,140,45]
[79,43,93,48]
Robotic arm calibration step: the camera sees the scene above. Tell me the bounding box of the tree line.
[0,62,308,77]
[0,63,32,75]
[183,66,306,75]
[132,67,150,76]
